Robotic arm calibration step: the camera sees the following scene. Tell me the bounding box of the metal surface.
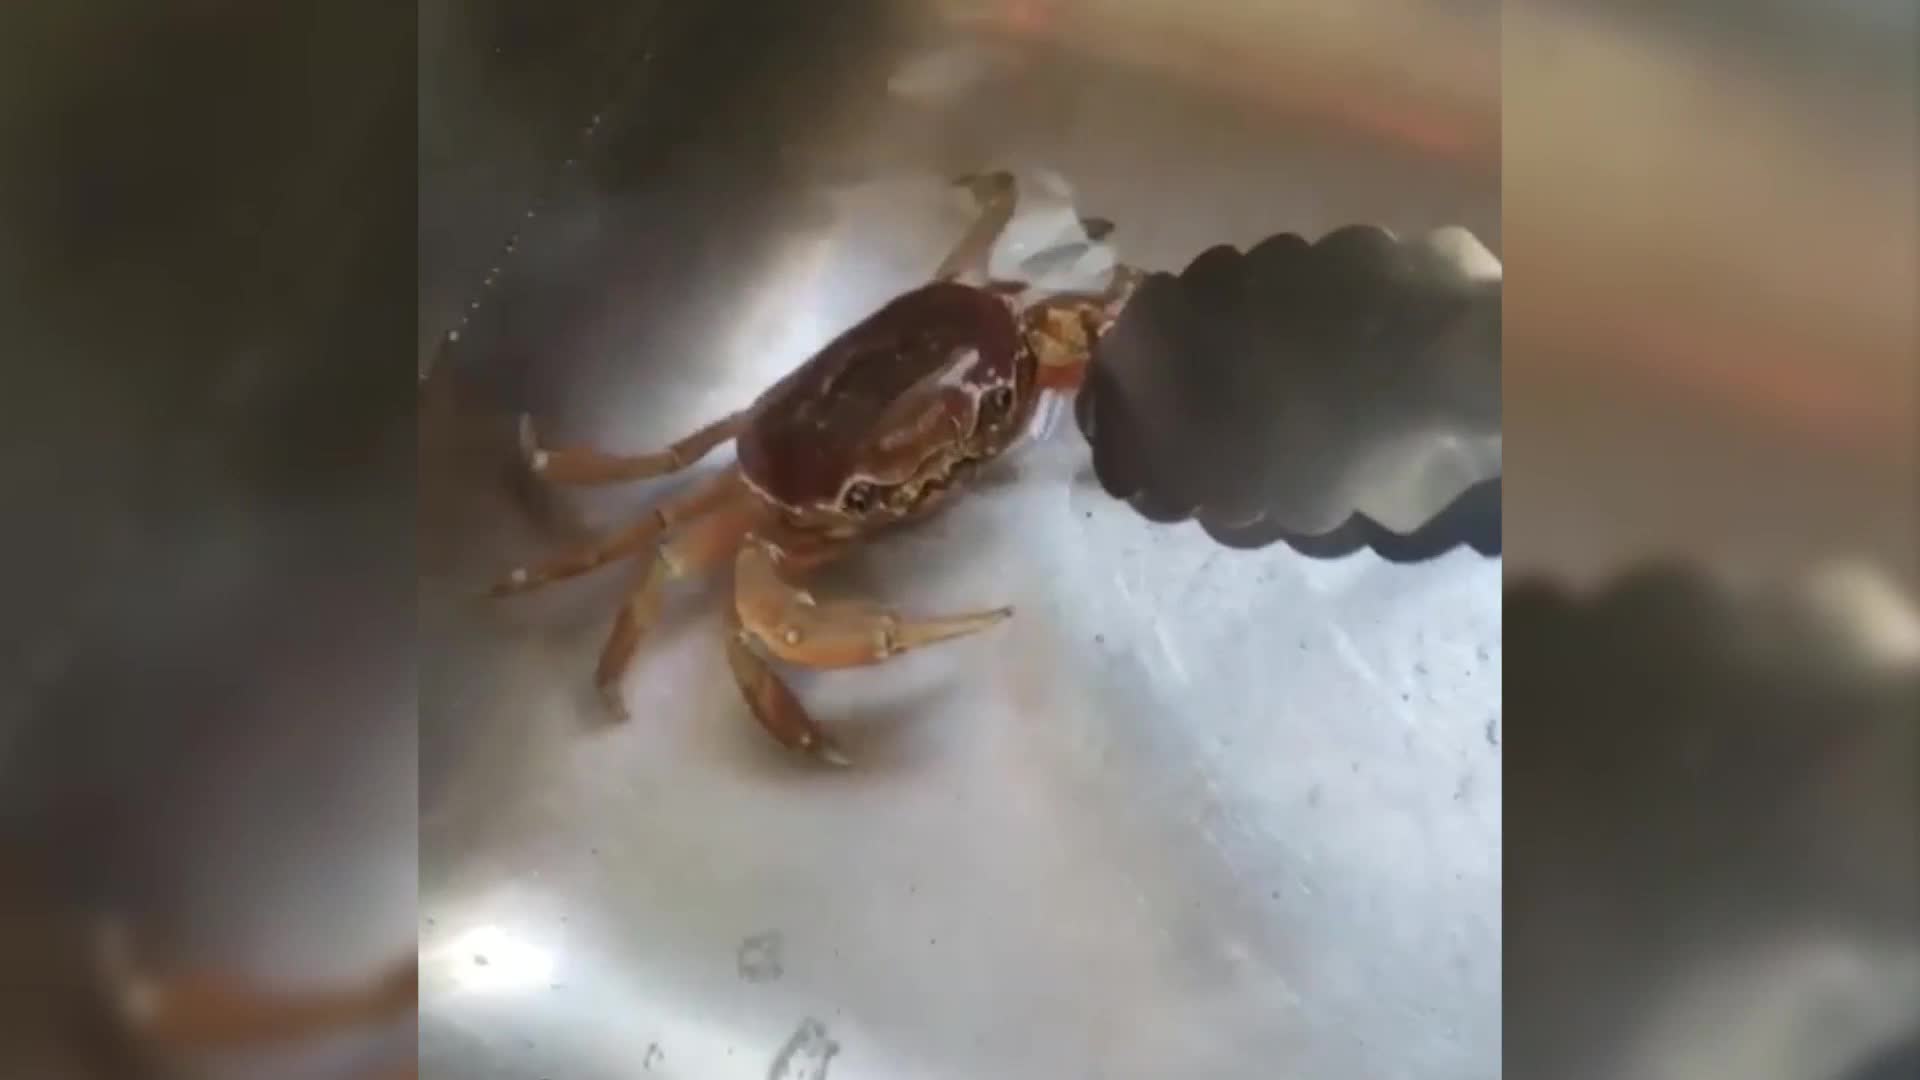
[419,2,1498,1078]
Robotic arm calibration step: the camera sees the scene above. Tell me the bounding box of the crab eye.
[983,386,1015,418]
[842,482,875,512]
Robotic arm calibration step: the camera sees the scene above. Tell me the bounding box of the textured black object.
[1075,224,1500,558]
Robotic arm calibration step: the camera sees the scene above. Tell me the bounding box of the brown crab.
[491,172,1141,764]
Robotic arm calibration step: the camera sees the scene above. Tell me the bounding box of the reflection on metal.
[420,1,1498,1078]
[436,925,559,995]
[981,168,1120,293]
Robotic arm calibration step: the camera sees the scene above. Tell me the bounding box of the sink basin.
[418,2,1500,1078]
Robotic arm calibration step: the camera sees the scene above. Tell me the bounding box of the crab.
[490,172,1142,765]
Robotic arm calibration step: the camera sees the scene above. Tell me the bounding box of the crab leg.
[933,170,1018,283]
[723,607,847,765]
[519,410,746,486]
[727,538,1011,763]
[490,467,741,596]
[109,938,415,1053]
[593,493,764,720]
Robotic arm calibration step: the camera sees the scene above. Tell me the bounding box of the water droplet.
[526,209,536,219]
[469,300,480,310]
[447,329,460,342]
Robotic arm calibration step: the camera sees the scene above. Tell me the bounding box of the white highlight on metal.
[1421,225,1502,285]
[987,167,1118,296]
[439,924,557,994]
[1797,561,1920,669]
[1024,390,1066,443]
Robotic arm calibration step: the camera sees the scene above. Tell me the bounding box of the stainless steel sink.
[418,3,1500,1078]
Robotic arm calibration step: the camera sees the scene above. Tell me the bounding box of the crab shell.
[736,282,1041,535]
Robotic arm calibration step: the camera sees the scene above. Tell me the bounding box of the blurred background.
[1504,3,1916,1079]
[0,5,416,1077]
[1505,0,1917,592]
